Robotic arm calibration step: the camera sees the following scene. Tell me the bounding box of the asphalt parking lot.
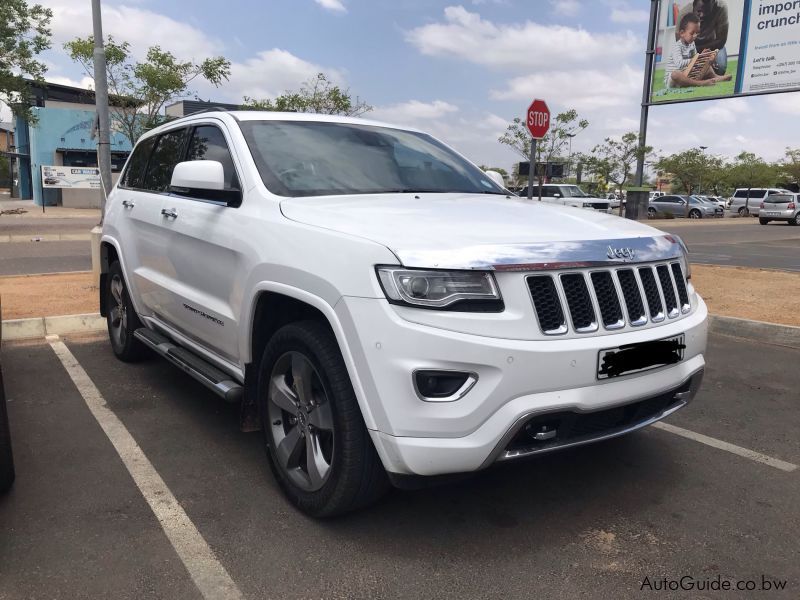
[1,331,798,599]
[654,219,800,272]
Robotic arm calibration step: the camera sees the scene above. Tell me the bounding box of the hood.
[280,193,680,269]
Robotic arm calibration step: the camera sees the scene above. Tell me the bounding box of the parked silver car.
[729,188,792,216]
[758,193,800,226]
[648,195,724,219]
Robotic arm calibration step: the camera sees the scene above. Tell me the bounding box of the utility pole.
[92,0,112,224]
[90,0,112,283]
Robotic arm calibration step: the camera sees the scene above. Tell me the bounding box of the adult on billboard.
[665,13,732,88]
[676,0,730,74]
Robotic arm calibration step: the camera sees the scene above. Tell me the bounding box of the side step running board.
[134,328,243,403]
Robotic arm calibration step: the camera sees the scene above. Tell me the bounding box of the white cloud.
[698,100,748,124]
[490,65,642,111]
[372,100,459,124]
[39,1,223,62]
[315,0,347,12]
[224,49,343,102]
[551,0,581,17]
[766,93,800,115]
[406,6,638,71]
[610,8,650,23]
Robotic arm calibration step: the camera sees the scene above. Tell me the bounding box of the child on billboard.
[665,13,733,88]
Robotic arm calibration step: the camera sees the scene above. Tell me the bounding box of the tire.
[0,366,14,494]
[647,207,657,218]
[106,261,148,362]
[759,218,769,225]
[689,209,702,219]
[790,213,799,226]
[258,320,388,517]
[738,207,748,216]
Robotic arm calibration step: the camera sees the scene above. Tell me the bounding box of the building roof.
[0,122,13,132]
[24,79,140,108]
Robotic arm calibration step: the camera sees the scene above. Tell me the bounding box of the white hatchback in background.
[729,188,793,216]
[527,183,611,213]
[101,111,707,517]
[758,193,800,225]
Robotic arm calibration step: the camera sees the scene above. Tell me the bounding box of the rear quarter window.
[120,137,156,189]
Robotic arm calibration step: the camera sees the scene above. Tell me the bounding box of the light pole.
[698,146,708,194]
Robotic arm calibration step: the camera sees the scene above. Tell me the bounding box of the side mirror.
[483,170,506,189]
[170,160,241,207]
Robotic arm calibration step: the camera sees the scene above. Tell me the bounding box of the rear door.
[154,123,246,363]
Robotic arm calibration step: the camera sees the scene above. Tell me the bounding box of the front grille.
[526,262,690,335]
[590,202,609,210]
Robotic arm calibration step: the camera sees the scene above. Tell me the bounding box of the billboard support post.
[630,0,660,221]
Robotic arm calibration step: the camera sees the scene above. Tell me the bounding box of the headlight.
[376,267,503,311]
[672,235,692,279]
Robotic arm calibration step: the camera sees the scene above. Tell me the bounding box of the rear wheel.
[790,213,799,226]
[759,218,769,225]
[106,261,148,362]
[738,207,748,216]
[647,207,657,218]
[689,209,702,219]
[258,320,388,517]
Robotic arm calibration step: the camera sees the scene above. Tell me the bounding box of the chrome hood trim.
[395,235,684,271]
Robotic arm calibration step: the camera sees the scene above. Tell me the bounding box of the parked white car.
[729,188,793,216]
[101,112,708,516]
[526,184,611,212]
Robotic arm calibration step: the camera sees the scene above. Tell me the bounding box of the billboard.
[651,0,800,103]
[41,166,101,189]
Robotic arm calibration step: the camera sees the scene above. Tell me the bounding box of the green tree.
[241,73,372,117]
[65,36,231,146]
[725,151,778,213]
[0,1,52,122]
[585,132,653,214]
[498,109,588,197]
[778,147,800,186]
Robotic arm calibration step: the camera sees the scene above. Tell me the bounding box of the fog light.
[413,370,477,402]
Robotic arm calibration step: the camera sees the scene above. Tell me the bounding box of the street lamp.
[698,146,708,194]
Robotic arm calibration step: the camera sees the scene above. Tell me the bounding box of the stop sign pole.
[526,99,550,201]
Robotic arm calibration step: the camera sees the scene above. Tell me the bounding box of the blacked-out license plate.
[597,334,685,380]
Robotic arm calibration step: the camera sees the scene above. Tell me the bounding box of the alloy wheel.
[267,351,335,492]
[109,274,128,348]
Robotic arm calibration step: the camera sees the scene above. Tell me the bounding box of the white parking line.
[46,335,244,600]
[653,422,798,473]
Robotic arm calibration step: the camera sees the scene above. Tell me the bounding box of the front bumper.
[337,295,708,476]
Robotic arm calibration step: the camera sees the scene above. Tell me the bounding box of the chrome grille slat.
[527,261,691,335]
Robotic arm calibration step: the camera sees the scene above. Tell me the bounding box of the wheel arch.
[243,284,378,431]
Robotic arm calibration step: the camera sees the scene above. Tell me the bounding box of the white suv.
[101,112,708,516]
[527,184,611,212]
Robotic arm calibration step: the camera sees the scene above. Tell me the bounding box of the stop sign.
[526,99,550,139]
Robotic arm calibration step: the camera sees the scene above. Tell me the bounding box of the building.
[165,100,241,118]
[0,122,13,190]
[14,81,134,208]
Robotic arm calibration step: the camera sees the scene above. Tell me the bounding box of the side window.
[144,128,189,192]
[542,186,557,196]
[767,189,781,196]
[750,189,766,198]
[187,125,239,190]
[734,190,748,198]
[120,137,156,189]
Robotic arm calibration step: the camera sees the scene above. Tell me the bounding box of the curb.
[2,313,105,341]
[708,315,800,350]
[0,233,92,243]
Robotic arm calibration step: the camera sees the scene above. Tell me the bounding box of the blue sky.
[6,0,800,170]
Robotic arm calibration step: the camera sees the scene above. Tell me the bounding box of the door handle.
[122,200,135,208]
[161,208,178,219]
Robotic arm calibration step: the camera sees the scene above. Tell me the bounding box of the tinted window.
[542,186,558,196]
[734,190,748,198]
[765,194,794,203]
[750,189,766,198]
[240,120,506,197]
[660,196,678,203]
[187,126,239,189]
[121,137,156,189]
[144,129,188,192]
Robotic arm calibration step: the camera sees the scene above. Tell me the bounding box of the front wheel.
[106,261,148,362]
[689,209,702,219]
[647,207,657,218]
[258,321,388,517]
[738,207,748,216]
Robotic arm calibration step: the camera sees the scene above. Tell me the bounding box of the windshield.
[559,186,590,198]
[239,120,507,197]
